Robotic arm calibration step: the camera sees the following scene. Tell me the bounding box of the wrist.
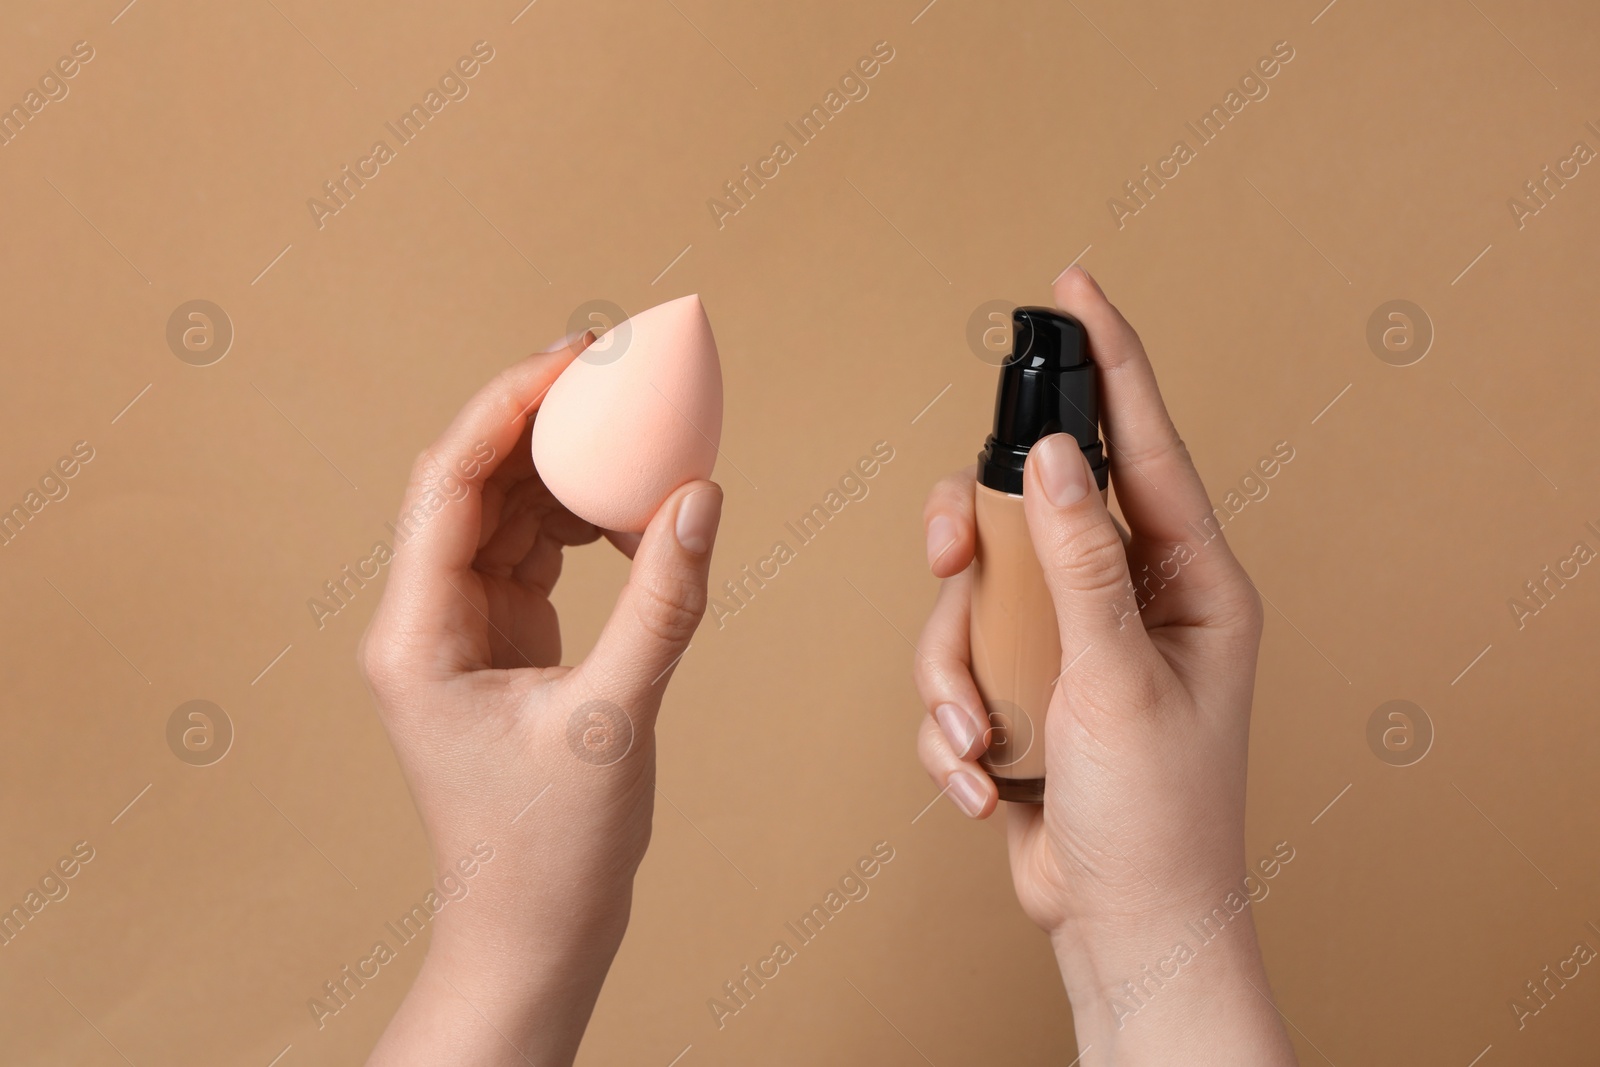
[366,915,624,1067]
[1050,904,1293,1066]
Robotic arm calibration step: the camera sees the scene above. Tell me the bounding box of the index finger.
[1051,267,1252,611]
[383,340,584,633]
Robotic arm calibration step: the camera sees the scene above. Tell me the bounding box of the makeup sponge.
[531,294,723,533]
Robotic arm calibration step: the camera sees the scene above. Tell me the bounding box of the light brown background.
[3,0,1598,1063]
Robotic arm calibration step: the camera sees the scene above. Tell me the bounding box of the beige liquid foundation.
[972,307,1108,802]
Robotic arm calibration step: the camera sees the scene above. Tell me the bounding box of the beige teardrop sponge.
[531,294,723,533]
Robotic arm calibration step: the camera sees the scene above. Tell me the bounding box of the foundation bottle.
[971,307,1108,802]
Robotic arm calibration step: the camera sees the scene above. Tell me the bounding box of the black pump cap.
[976,307,1108,496]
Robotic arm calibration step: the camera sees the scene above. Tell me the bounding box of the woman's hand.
[914,268,1296,1065]
[360,334,724,1067]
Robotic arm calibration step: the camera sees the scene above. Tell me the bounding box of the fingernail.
[675,487,722,554]
[1035,434,1088,508]
[1074,264,1105,298]
[935,703,978,758]
[947,770,986,818]
[925,515,957,569]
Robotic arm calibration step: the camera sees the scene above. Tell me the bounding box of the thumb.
[1022,435,1164,689]
[576,481,723,714]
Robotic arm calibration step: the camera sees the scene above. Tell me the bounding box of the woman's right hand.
[913,266,1297,1065]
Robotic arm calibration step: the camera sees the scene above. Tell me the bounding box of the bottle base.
[989,774,1045,804]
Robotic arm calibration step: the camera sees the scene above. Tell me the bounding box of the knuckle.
[1127,664,1175,712]
[1077,662,1171,718]
[408,448,445,492]
[1047,518,1128,594]
[1116,428,1188,471]
[1220,579,1265,636]
[630,573,705,644]
[356,626,406,696]
[914,716,948,770]
[910,642,929,684]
